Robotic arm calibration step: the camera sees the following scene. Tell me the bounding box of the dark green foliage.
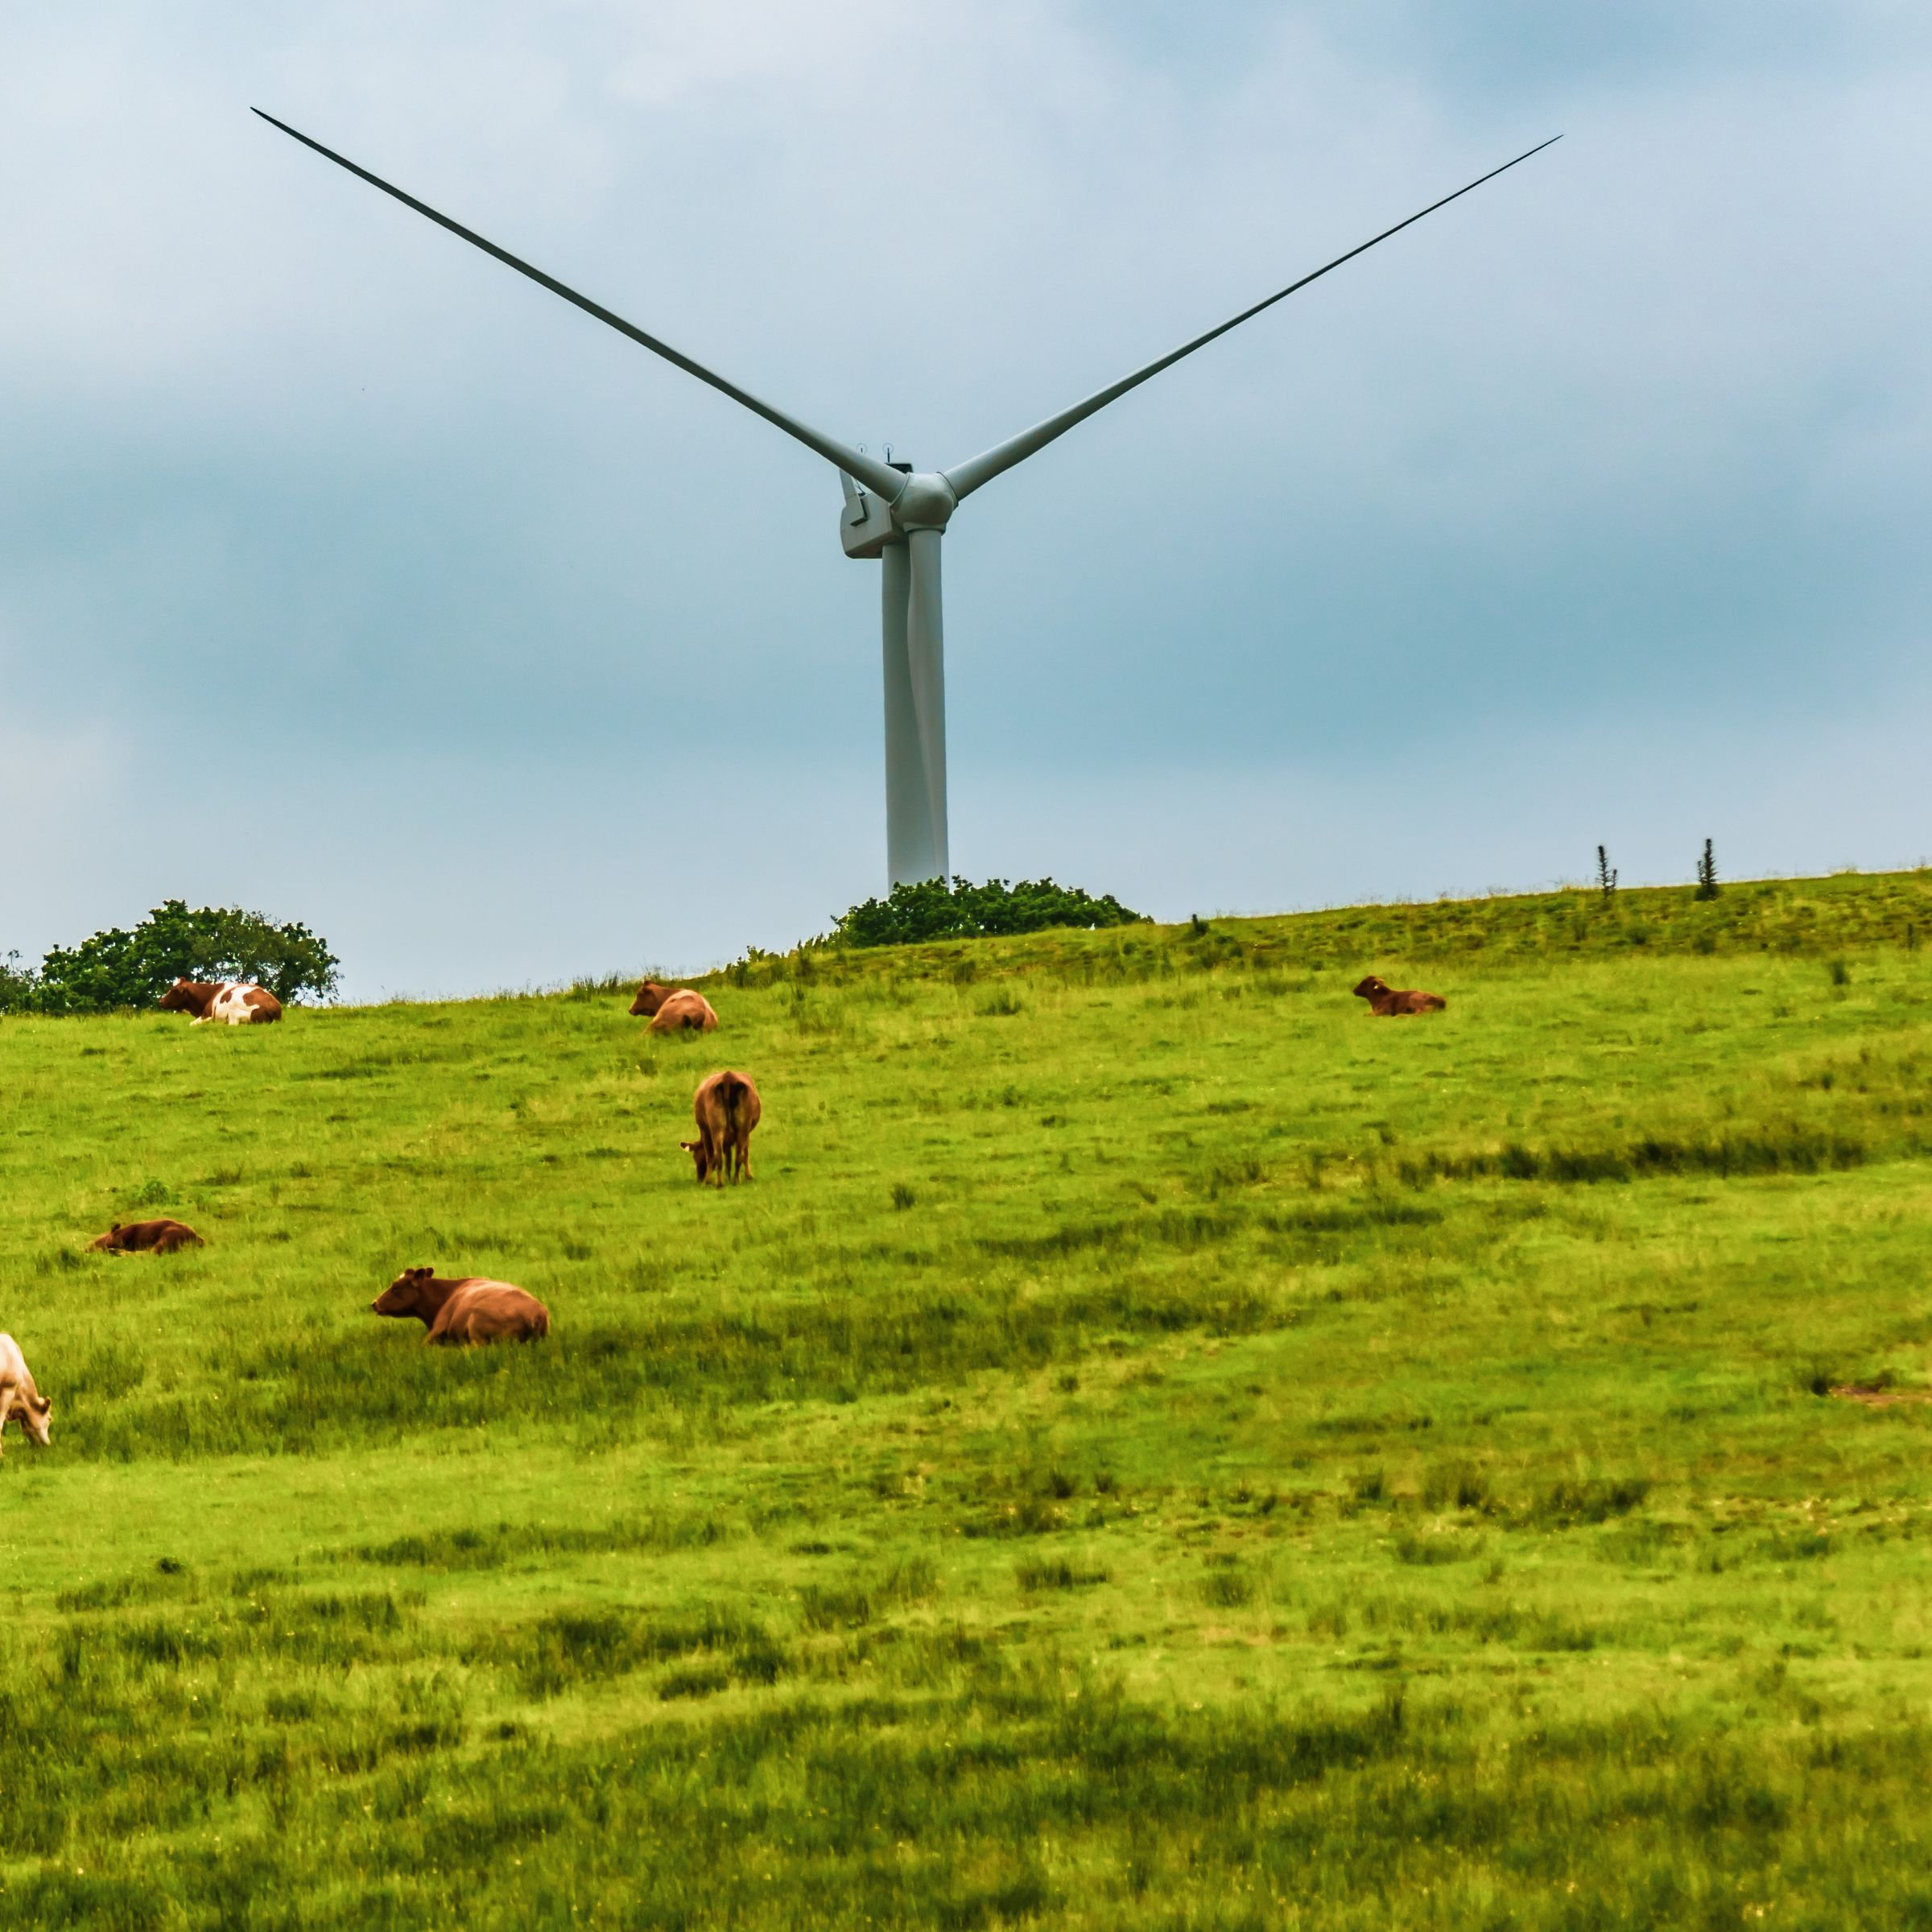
[1597,844,1617,902]
[1395,1124,1872,1187]
[23,900,340,1013]
[832,877,1146,947]
[0,949,39,1014]
[508,1604,766,1698]
[1015,1559,1110,1591]
[1695,838,1720,901]
[1521,1476,1652,1526]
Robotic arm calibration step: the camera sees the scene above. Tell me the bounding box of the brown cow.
[683,1069,761,1185]
[158,980,283,1026]
[370,1268,551,1345]
[1352,975,1447,1016]
[645,989,719,1034]
[629,979,675,1017]
[89,1218,205,1254]
[0,1334,53,1455]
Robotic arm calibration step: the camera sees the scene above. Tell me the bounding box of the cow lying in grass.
[371,1268,551,1344]
[683,1069,761,1185]
[159,980,284,1026]
[631,980,720,1033]
[1352,975,1447,1016]
[0,1334,53,1454]
[89,1218,205,1254]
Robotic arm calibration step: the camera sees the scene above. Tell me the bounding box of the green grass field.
[6,871,1932,1928]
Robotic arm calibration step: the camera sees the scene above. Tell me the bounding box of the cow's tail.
[718,1073,751,1179]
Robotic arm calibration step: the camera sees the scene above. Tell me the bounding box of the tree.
[31,901,341,1013]
[1596,845,1617,902]
[1694,840,1719,902]
[0,952,39,1016]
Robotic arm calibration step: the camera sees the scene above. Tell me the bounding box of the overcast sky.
[3,3,1927,997]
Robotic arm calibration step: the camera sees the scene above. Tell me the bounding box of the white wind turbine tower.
[255,113,1558,888]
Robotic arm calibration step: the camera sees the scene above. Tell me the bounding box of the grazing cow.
[0,1334,53,1454]
[1352,975,1447,1017]
[89,1218,205,1255]
[158,979,283,1026]
[683,1069,761,1185]
[371,1268,551,1345]
[649,990,719,1034]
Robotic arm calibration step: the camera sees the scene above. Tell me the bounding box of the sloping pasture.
[5,874,1932,1926]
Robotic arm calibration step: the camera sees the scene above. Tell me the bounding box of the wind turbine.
[254,111,1558,887]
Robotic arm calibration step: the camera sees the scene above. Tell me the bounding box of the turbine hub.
[891,471,958,533]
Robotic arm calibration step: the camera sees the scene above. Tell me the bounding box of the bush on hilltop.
[832,877,1147,948]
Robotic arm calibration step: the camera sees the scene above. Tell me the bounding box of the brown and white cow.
[88,1218,206,1254]
[1352,975,1447,1017]
[644,989,719,1034]
[683,1069,761,1185]
[0,1334,53,1455]
[159,979,283,1026]
[371,1268,551,1345]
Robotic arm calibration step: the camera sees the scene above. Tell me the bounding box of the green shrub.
[832,877,1146,947]
[0,949,38,1014]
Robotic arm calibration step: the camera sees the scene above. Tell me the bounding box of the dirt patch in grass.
[1831,1383,1932,1407]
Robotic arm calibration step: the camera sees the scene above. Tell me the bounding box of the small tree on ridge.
[1694,840,1719,902]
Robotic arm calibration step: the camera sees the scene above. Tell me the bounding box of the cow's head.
[158,980,203,1014]
[17,1390,52,1447]
[1352,976,1390,1001]
[679,1138,712,1183]
[372,1266,437,1319]
[630,980,670,1018]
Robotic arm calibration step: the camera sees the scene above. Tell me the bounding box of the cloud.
[2,4,1926,992]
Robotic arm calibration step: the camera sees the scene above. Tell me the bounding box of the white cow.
[0,1334,52,1453]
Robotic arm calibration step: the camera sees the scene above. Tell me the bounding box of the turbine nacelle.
[839,463,957,559]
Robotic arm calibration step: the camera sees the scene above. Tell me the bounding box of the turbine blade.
[252,109,907,502]
[941,137,1561,502]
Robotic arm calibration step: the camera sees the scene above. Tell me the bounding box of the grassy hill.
[6,869,1932,1926]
